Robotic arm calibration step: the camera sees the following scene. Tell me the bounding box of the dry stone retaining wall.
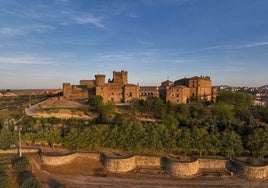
[42,153,100,166]
[135,156,161,168]
[165,158,199,177]
[198,158,227,169]
[103,156,136,173]
[229,160,268,179]
[39,152,268,179]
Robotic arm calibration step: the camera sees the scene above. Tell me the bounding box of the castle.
[63,70,217,104]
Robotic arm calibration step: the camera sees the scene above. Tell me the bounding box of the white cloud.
[72,15,107,29]
[0,56,55,65]
[0,27,23,36]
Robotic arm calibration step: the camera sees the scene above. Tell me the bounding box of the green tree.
[211,103,234,120]
[192,126,210,156]
[21,177,40,188]
[0,127,14,150]
[63,128,80,150]
[177,129,193,156]
[97,102,116,123]
[221,130,243,158]
[207,128,221,155]
[45,128,62,149]
[246,128,268,158]
[88,95,103,108]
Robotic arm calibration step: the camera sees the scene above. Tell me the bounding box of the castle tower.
[63,83,71,98]
[95,74,106,86]
[113,70,128,85]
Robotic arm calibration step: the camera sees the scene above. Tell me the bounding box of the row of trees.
[15,121,267,158]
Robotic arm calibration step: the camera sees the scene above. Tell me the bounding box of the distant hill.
[260,85,268,89]
[214,85,234,88]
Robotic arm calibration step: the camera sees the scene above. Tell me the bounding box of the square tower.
[113,70,128,85]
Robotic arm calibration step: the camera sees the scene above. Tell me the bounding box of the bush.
[0,175,8,188]
[21,177,40,188]
[12,157,29,174]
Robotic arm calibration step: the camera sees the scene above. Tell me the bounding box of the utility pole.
[18,126,22,157]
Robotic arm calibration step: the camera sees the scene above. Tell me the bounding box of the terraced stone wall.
[165,158,199,177]
[42,153,100,166]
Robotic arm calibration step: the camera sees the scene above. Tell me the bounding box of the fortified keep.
[63,70,140,103]
[63,71,217,104]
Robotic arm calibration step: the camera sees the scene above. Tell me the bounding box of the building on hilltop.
[63,70,140,103]
[63,71,217,104]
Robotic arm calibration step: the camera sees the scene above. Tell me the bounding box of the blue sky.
[0,0,268,89]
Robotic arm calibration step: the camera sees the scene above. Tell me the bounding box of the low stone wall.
[199,158,227,169]
[135,155,161,168]
[230,160,268,179]
[40,152,268,179]
[103,155,136,173]
[42,152,100,166]
[0,149,39,154]
[165,157,199,177]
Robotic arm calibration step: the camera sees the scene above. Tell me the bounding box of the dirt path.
[28,155,268,188]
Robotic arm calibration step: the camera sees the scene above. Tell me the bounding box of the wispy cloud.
[0,56,55,65]
[0,24,54,37]
[142,0,191,6]
[177,41,268,55]
[235,41,268,49]
[72,14,107,29]
[0,27,22,37]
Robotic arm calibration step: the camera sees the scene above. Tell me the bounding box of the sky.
[0,0,268,89]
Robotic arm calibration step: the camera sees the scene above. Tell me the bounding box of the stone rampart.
[135,155,161,168]
[198,158,227,169]
[39,152,268,179]
[42,152,100,166]
[165,157,199,177]
[230,160,268,179]
[103,155,136,173]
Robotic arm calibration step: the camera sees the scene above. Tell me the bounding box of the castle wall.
[40,152,268,179]
[80,80,95,87]
[139,86,159,100]
[103,155,136,173]
[96,85,124,103]
[166,86,190,104]
[229,160,268,179]
[198,158,227,169]
[124,85,140,103]
[165,157,199,177]
[135,155,161,168]
[42,152,100,166]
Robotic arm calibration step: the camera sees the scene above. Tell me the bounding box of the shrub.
[0,175,8,188]
[12,157,29,174]
[21,177,40,188]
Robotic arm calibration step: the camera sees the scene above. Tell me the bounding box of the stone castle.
[63,70,217,104]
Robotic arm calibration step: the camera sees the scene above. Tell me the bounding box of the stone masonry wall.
[165,158,199,177]
[103,156,136,173]
[42,153,100,166]
[198,158,227,169]
[135,156,161,168]
[229,160,268,179]
[40,152,268,179]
